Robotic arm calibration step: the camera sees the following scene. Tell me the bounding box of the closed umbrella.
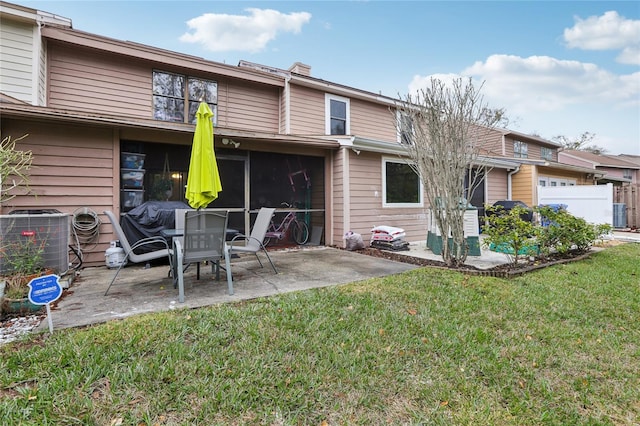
[186,102,222,209]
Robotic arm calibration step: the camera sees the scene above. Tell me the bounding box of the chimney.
[288,62,311,76]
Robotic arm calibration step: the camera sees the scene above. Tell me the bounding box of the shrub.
[536,206,612,256]
[482,204,539,265]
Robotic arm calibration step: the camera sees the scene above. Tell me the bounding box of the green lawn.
[1,244,639,425]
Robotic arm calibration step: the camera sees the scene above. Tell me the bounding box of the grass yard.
[1,243,638,425]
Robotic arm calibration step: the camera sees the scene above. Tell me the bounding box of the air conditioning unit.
[613,203,626,229]
[0,212,70,275]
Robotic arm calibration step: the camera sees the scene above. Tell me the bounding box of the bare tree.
[553,132,607,154]
[0,134,33,206]
[395,77,505,266]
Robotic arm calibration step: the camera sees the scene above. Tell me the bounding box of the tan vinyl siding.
[537,167,585,185]
[48,43,151,116]
[511,164,535,206]
[350,98,396,141]
[1,119,117,266]
[289,85,324,134]
[0,18,35,103]
[486,168,508,204]
[347,151,428,243]
[331,149,345,244]
[472,126,504,155]
[48,43,281,132]
[221,80,279,133]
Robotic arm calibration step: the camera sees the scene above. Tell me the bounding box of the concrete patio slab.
[39,246,421,332]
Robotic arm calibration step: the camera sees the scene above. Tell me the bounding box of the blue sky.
[21,0,640,155]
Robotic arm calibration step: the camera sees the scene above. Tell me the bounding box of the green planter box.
[429,234,481,256]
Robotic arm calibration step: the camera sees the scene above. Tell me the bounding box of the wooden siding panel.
[1,119,116,267]
[289,85,324,134]
[486,168,508,204]
[350,99,396,142]
[331,150,345,244]
[347,152,428,243]
[0,18,34,102]
[511,164,534,206]
[48,43,151,116]
[223,81,279,132]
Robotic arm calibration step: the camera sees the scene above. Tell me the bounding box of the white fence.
[538,183,613,226]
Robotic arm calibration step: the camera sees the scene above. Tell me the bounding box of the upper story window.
[541,147,553,161]
[623,169,632,179]
[325,94,350,135]
[514,141,528,158]
[153,71,218,124]
[397,111,414,145]
[382,157,423,207]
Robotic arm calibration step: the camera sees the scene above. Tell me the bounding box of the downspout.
[507,165,520,200]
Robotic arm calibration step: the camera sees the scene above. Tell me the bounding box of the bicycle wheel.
[292,220,309,245]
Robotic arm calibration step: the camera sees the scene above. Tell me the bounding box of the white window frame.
[396,110,414,145]
[382,157,423,208]
[541,147,553,161]
[514,141,528,158]
[325,94,350,135]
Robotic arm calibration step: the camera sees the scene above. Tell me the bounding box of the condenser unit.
[613,203,627,229]
[0,212,70,275]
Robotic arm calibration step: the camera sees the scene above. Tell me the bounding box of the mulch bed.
[343,246,594,278]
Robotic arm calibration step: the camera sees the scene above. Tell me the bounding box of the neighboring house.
[474,128,603,209]
[559,150,640,228]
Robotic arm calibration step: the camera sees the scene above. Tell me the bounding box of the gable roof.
[561,150,640,169]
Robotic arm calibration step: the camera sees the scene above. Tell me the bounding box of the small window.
[382,157,423,207]
[153,71,217,124]
[397,111,414,145]
[514,141,528,158]
[325,94,350,135]
[623,169,632,179]
[541,147,553,160]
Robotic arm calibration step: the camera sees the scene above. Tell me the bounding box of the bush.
[482,205,539,265]
[536,206,612,256]
[483,204,612,265]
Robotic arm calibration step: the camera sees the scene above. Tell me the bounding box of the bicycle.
[264,203,310,246]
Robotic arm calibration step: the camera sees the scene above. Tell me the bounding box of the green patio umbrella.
[185,102,222,209]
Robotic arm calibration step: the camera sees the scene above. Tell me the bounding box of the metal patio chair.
[103,210,173,296]
[227,207,278,275]
[173,209,233,302]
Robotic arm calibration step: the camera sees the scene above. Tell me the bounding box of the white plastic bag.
[344,231,365,250]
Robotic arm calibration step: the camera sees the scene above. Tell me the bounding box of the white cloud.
[458,54,639,114]
[408,55,640,154]
[563,11,640,65]
[179,8,311,53]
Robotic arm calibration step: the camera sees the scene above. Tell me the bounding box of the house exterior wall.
[288,85,325,134]
[350,98,397,142]
[486,168,508,204]
[511,164,535,206]
[330,148,346,245]
[0,17,36,103]
[537,167,590,186]
[1,118,117,266]
[347,151,428,243]
[47,42,281,133]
